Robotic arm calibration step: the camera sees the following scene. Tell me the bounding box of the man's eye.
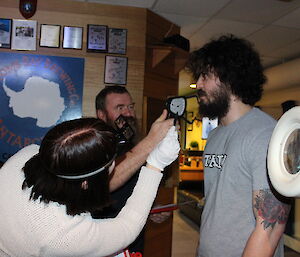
[117,106,124,111]
[128,104,135,111]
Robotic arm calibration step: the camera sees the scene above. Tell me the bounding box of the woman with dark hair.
[0,117,179,257]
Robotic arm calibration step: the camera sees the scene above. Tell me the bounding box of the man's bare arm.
[109,110,174,191]
[242,189,291,257]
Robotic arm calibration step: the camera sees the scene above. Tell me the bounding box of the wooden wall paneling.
[144,74,178,100]
[144,187,174,257]
[0,6,20,19]
[144,12,180,183]
[0,0,18,9]
[0,0,147,120]
[145,48,178,79]
[82,57,104,116]
[37,0,146,19]
[145,96,166,130]
[143,10,181,257]
[146,10,180,44]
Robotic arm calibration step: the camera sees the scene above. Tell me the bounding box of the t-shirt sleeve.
[246,127,274,191]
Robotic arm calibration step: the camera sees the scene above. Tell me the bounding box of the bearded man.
[186,34,291,257]
[94,85,171,255]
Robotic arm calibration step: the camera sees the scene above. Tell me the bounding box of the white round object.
[268,106,300,197]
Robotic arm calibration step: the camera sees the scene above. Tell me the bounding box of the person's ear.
[97,110,107,121]
[81,180,88,190]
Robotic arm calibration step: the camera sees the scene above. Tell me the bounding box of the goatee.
[123,116,140,146]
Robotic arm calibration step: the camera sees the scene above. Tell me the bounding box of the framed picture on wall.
[11,19,37,50]
[40,24,61,48]
[108,28,127,55]
[104,55,128,85]
[0,18,12,49]
[87,24,108,52]
[187,112,193,131]
[62,26,83,49]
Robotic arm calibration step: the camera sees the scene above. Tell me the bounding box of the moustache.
[122,116,137,128]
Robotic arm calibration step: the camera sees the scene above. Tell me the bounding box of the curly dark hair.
[22,118,117,216]
[186,34,266,105]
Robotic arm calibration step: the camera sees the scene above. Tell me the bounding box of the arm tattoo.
[254,189,291,230]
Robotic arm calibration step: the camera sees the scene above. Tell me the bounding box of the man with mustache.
[186,35,290,257]
[94,85,171,256]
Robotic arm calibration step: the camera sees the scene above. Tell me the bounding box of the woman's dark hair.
[186,34,266,106]
[22,118,117,216]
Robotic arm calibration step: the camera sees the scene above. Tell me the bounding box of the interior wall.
[258,58,300,119]
[143,10,180,183]
[142,11,181,257]
[144,10,180,102]
[178,69,195,96]
[0,0,147,122]
[259,86,300,120]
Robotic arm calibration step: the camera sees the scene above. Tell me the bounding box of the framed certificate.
[108,28,127,55]
[40,24,60,48]
[87,24,108,52]
[0,18,12,49]
[104,55,128,85]
[11,19,37,50]
[62,26,83,50]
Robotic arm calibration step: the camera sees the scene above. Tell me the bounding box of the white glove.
[146,126,180,170]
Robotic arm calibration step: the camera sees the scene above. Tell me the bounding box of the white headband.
[56,154,116,180]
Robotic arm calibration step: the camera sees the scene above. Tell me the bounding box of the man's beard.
[123,116,140,146]
[197,86,230,120]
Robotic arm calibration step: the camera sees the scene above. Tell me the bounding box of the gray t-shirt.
[197,108,283,257]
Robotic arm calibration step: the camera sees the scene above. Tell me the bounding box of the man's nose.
[196,75,206,89]
[196,79,203,89]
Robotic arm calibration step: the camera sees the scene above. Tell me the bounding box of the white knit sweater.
[0,144,163,257]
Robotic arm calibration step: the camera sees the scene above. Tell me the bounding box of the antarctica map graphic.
[0,52,84,163]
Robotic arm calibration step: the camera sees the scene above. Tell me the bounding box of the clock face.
[170,97,186,116]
